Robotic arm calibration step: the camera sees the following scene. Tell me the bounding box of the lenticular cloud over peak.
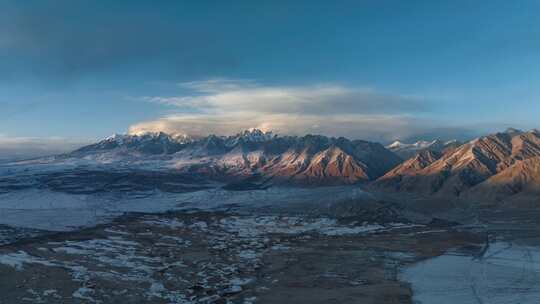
[129,79,440,141]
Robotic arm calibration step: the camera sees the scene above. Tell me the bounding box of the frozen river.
[400,241,540,304]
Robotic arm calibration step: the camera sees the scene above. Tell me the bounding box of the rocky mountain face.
[387,139,461,159]
[470,156,540,202]
[374,149,442,189]
[74,132,195,155]
[70,130,402,185]
[7,128,540,202]
[374,129,540,202]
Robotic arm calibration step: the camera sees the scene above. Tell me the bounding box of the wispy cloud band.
[130,79,442,141]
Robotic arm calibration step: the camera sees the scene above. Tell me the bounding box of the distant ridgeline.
[13,127,540,203]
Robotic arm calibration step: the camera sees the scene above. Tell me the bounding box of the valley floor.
[0,210,482,304]
[0,185,539,303]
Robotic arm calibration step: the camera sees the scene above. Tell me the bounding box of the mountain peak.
[375,128,540,199]
[386,138,460,160]
[105,133,127,142]
[230,129,276,143]
[69,130,402,185]
[503,127,523,135]
[387,140,436,150]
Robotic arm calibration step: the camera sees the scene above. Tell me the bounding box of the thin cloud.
[179,78,259,93]
[0,135,88,160]
[129,113,419,140]
[130,79,448,142]
[143,79,430,115]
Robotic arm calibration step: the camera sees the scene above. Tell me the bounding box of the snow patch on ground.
[0,251,56,271]
[141,218,185,228]
[216,216,416,237]
[0,185,368,232]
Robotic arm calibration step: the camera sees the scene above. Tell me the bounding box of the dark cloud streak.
[0,1,239,83]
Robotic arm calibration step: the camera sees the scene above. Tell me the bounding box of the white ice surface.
[400,242,540,304]
[0,186,368,231]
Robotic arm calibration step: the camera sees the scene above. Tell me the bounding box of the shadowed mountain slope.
[374,129,540,201]
[70,130,402,185]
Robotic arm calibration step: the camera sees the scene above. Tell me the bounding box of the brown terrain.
[74,131,402,185]
[373,129,540,203]
[269,146,370,184]
[0,210,483,304]
[3,129,540,303]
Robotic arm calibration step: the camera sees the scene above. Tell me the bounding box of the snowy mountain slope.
[387,139,461,159]
[8,130,401,186]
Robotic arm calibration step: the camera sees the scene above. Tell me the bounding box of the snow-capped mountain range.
[386,139,461,159]
[4,127,540,203]
[66,129,401,185]
[78,129,277,154]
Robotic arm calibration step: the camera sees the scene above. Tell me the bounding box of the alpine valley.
[5,127,540,204]
[2,128,540,303]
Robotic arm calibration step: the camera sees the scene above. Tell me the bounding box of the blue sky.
[1,0,540,156]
